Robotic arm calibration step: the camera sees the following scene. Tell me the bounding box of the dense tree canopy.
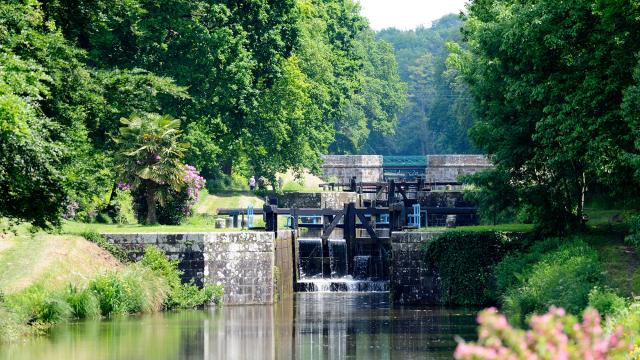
[370,15,475,155]
[454,0,640,230]
[0,0,405,226]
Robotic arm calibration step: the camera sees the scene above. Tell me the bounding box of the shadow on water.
[1,293,477,360]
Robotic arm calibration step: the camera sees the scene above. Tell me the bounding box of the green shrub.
[112,189,137,225]
[81,231,129,263]
[503,240,602,324]
[0,303,27,342]
[625,215,640,251]
[96,212,113,224]
[65,285,100,319]
[424,231,525,306]
[140,246,220,308]
[606,301,640,357]
[588,286,626,318]
[9,286,72,325]
[494,237,564,295]
[89,265,168,316]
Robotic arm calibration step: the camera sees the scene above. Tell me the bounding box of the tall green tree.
[373,14,475,155]
[114,114,188,224]
[297,0,405,155]
[0,0,109,226]
[453,0,640,231]
[0,54,65,228]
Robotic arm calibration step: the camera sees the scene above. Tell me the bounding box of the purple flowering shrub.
[132,164,205,224]
[455,307,629,360]
[181,165,206,217]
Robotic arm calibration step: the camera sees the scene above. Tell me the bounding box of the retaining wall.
[105,233,205,286]
[390,231,442,305]
[204,232,274,305]
[105,232,276,305]
[425,155,492,183]
[275,192,360,209]
[273,230,296,301]
[321,155,384,183]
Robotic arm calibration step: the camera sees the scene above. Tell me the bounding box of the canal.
[1,293,477,359]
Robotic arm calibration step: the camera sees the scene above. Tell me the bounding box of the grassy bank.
[423,225,639,322]
[0,230,221,343]
[418,223,535,233]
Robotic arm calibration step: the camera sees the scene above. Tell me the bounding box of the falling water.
[297,238,389,293]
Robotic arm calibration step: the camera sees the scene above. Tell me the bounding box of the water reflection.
[1,293,477,360]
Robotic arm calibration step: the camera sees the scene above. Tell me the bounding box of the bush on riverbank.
[0,246,222,343]
[454,307,629,359]
[424,231,528,305]
[501,239,602,324]
[140,246,222,309]
[89,264,169,315]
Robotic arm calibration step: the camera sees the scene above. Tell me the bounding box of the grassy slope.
[0,232,121,294]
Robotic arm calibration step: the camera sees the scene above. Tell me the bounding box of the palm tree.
[114,113,188,224]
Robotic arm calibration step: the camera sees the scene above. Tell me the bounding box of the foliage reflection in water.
[1,293,477,360]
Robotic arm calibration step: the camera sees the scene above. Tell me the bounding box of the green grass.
[581,228,640,297]
[416,223,534,233]
[584,208,627,226]
[62,221,231,234]
[195,190,264,215]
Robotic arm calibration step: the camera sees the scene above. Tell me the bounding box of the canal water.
[1,293,477,360]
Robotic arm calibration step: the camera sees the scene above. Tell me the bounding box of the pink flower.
[454,308,629,360]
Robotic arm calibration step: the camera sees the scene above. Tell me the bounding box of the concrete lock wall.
[390,231,443,305]
[204,232,274,305]
[425,155,492,183]
[273,230,296,301]
[321,155,384,183]
[105,232,278,305]
[276,192,360,209]
[105,233,206,286]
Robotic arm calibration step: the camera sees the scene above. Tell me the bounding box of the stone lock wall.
[273,230,296,301]
[390,231,443,305]
[425,155,493,183]
[276,191,360,209]
[275,193,322,209]
[416,191,479,227]
[203,232,274,305]
[105,232,276,305]
[105,233,205,286]
[321,155,383,183]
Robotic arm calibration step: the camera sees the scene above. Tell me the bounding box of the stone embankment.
[105,231,297,305]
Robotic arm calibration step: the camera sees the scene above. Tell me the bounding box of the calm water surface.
[1,293,477,360]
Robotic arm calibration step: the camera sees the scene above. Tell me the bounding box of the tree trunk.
[577,171,587,227]
[221,158,233,176]
[145,186,157,225]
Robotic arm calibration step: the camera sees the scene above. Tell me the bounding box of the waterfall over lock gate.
[296,237,390,293]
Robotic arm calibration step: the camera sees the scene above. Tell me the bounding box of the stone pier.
[105,231,296,305]
[390,231,443,305]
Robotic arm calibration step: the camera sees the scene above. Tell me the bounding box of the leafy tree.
[0,55,65,228]
[373,14,475,155]
[298,0,405,155]
[0,0,103,227]
[453,0,640,231]
[114,114,188,224]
